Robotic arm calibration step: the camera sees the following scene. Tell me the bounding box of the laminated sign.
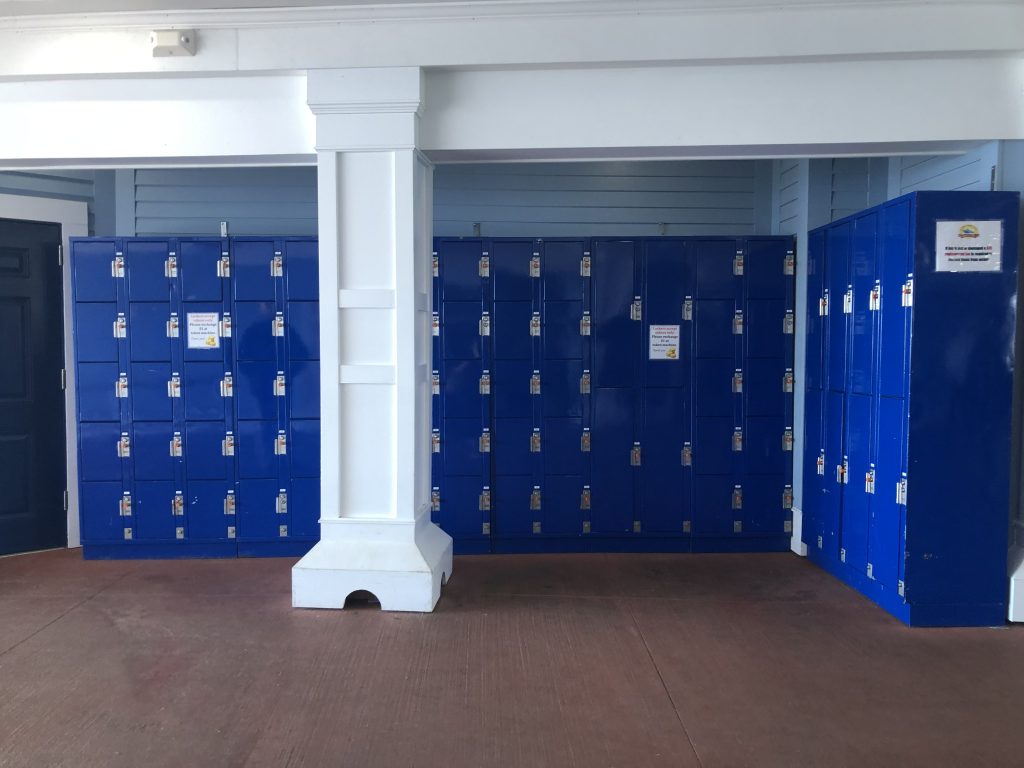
[187,312,220,349]
[649,324,680,360]
[936,220,1002,272]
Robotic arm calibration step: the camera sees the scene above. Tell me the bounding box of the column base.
[292,514,453,612]
[790,507,808,557]
[1008,545,1024,622]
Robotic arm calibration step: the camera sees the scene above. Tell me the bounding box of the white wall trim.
[0,192,89,549]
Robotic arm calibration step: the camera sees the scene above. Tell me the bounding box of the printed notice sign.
[649,324,681,360]
[187,312,220,349]
[936,220,1002,272]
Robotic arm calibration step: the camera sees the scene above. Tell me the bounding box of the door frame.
[0,193,89,548]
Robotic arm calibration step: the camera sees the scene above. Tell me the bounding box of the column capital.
[307,67,424,152]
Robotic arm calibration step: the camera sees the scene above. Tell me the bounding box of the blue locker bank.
[802,191,1020,626]
[431,236,797,554]
[73,236,320,559]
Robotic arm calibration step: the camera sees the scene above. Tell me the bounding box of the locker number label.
[649,324,680,360]
[187,312,221,349]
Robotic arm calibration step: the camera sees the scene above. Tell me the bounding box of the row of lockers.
[72,237,321,558]
[431,236,796,553]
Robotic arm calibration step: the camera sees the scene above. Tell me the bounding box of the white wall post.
[292,68,452,612]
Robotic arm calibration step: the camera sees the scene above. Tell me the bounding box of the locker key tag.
[164,254,178,279]
[220,373,234,397]
[116,373,129,399]
[272,312,285,337]
[479,371,491,395]
[217,253,231,278]
[166,313,180,338]
[580,311,592,336]
[219,313,233,338]
[783,369,795,393]
[530,254,541,278]
[580,253,592,277]
[169,432,183,457]
[111,254,125,278]
[732,310,744,335]
[783,310,795,335]
[271,253,284,277]
[784,250,796,276]
[274,430,288,456]
[222,431,236,457]
[733,250,744,276]
[274,372,286,397]
[682,297,693,322]
[167,373,181,399]
[530,311,541,337]
[113,313,127,339]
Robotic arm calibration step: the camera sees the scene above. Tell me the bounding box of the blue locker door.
[284,239,319,301]
[185,480,233,541]
[745,299,785,359]
[233,239,278,301]
[290,419,320,478]
[79,423,123,481]
[286,301,319,360]
[132,422,175,480]
[878,199,913,398]
[442,359,482,418]
[745,357,785,417]
[134,481,177,541]
[491,240,533,301]
[492,417,532,476]
[591,388,634,534]
[80,481,126,543]
[492,301,532,361]
[801,389,824,549]
[181,369,228,417]
[442,240,486,301]
[179,239,225,302]
[841,393,872,574]
[645,240,690,388]
[72,240,119,302]
[592,240,639,387]
[443,417,485,476]
[742,475,785,534]
[289,360,320,420]
[75,303,120,362]
[694,417,734,476]
[125,240,172,302]
[641,387,686,533]
[826,222,851,392]
[493,475,533,538]
[869,396,905,591]
[694,300,735,359]
[693,475,736,537]
[744,238,789,299]
[543,301,583,360]
[694,239,737,300]
[185,422,231,480]
[235,301,277,360]
[805,229,826,390]
[237,420,279,479]
[441,302,483,360]
[128,303,173,361]
[542,418,585,475]
[442,475,487,540]
[237,479,284,540]
[290,477,321,539]
[492,360,532,418]
[543,240,585,300]
[542,360,583,418]
[130,362,172,422]
[819,391,846,557]
[745,416,785,477]
[77,362,121,422]
[237,360,279,420]
[849,212,878,395]
[543,476,583,537]
[695,358,735,418]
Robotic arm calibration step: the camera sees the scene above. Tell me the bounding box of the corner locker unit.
[801,191,1020,626]
[432,235,795,554]
[72,236,319,559]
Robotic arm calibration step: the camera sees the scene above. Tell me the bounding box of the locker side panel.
[592,240,639,388]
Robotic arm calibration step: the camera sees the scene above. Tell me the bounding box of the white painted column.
[292,68,452,612]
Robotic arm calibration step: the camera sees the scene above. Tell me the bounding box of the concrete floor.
[0,550,1019,767]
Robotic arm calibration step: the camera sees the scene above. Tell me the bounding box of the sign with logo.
[649,324,681,360]
[936,220,1002,272]
[186,312,221,349]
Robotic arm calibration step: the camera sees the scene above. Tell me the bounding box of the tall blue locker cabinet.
[802,191,1020,626]
[432,235,795,554]
[73,237,320,559]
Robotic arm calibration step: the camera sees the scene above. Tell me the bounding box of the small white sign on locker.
[187,312,220,349]
[648,324,681,360]
[935,220,1002,272]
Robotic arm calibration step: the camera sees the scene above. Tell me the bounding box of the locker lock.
[784,250,796,276]
[530,372,541,395]
[172,493,184,517]
[582,520,592,534]
[630,297,642,321]
[116,374,129,399]
[479,312,491,337]
[901,278,914,308]
[579,371,591,395]
[816,450,825,476]
[279,525,289,538]
[783,369,795,393]
[681,442,693,467]
[220,373,234,398]
[217,254,231,278]
[732,369,743,394]
[431,370,440,396]
[733,250,744,276]
[579,311,592,336]
[222,431,235,457]
[432,312,440,337]
[479,371,491,395]
[431,429,441,454]
[276,490,288,515]
[111,254,125,278]
[732,428,743,452]
[633,520,642,534]
[479,487,491,511]
[869,281,881,311]
[176,527,185,540]
[532,521,542,535]
[274,372,287,397]
[164,255,178,279]
[227,526,237,539]
[630,443,642,466]
[783,310,795,335]
[530,486,542,510]
[732,310,744,335]
[117,433,131,458]
[113,313,127,339]
[580,254,592,277]
[432,253,439,278]
[224,491,236,516]
[530,255,541,278]
[119,492,132,517]
[530,312,541,337]
[272,312,285,337]
[274,430,288,456]
[431,488,441,513]
[843,287,853,315]
[731,486,743,510]
[580,428,591,453]
[530,429,542,453]
[580,486,592,510]
[169,432,183,457]
[479,429,492,453]
[865,467,876,494]
[782,428,794,452]
[219,313,233,338]
[124,528,134,541]
[166,313,180,338]
[897,475,908,506]
[167,374,181,399]
[819,290,829,317]
[682,297,693,322]
[683,520,692,534]
[836,458,849,485]
[271,253,284,277]
[478,255,490,278]
[783,485,794,510]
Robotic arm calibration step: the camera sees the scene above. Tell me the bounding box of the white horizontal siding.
[898,144,998,193]
[774,159,801,235]
[0,170,95,233]
[830,157,889,221]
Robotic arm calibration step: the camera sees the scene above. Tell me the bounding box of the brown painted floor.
[0,550,1020,768]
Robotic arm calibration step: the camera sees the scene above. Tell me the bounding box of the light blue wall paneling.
[829,157,889,220]
[0,170,96,233]
[896,143,999,195]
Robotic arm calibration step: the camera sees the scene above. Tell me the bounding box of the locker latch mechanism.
[166,313,180,338]
[116,373,129,399]
[630,297,642,321]
[271,253,284,277]
[783,369,795,393]
[164,255,178,278]
[479,429,491,453]
[869,280,881,311]
[431,488,441,513]
[431,370,440,396]
[224,491,236,516]
[111,254,125,278]
[432,312,440,337]
[117,433,131,458]
[274,430,288,455]
[843,287,853,315]
[865,466,876,494]
[630,442,642,466]
[276,490,288,515]
[732,428,743,452]
[272,312,285,337]
[530,254,541,278]
[479,487,491,511]
[783,485,793,509]
[119,492,132,517]
[220,373,234,398]
[733,250,744,276]
[431,253,439,278]
[222,431,235,457]
[217,253,231,278]
[169,432,183,457]
[219,313,233,338]
[478,255,490,278]
[530,371,541,395]
[682,297,693,322]
[732,485,743,510]
[530,428,541,453]
[901,276,914,308]
[580,253,591,277]
[274,372,286,397]
[732,369,743,394]
[897,475,908,506]
[479,371,491,395]
[479,312,491,337]
[579,370,591,394]
[167,373,181,399]
[172,493,184,517]
[783,310,795,335]
[580,486,592,510]
[816,449,825,476]
[580,311,592,336]
[530,311,541,337]
[819,290,829,317]
[530,486,542,511]
[431,429,441,454]
[732,310,744,335]
[580,428,591,453]
[784,250,795,276]
[113,313,127,339]
[782,428,794,452]
[681,442,693,467]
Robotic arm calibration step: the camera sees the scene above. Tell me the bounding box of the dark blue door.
[290,419,320,478]
[841,393,872,573]
[591,387,634,533]
[237,360,279,420]
[493,475,534,538]
[237,420,280,479]
[543,475,583,537]
[849,212,878,395]
[878,199,913,398]
[134,481,178,540]
[641,387,686,533]
[694,475,736,537]
[75,303,120,362]
[179,239,225,302]
[125,240,172,302]
[78,362,121,422]
[233,239,277,301]
[286,301,319,359]
[79,422,124,481]
[826,223,851,392]
[869,396,905,591]
[132,421,175,480]
[185,480,233,540]
[592,240,639,387]
[805,229,826,389]
[128,303,173,361]
[695,358,735,418]
[130,362,172,422]
[284,239,318,301]
[289,360,320,420]
[820,391,846,557]
[73,239,118,302]
[185,422,232,480]
[80,482,127,543]
[237,478,283,540]
[235,301,277,360]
